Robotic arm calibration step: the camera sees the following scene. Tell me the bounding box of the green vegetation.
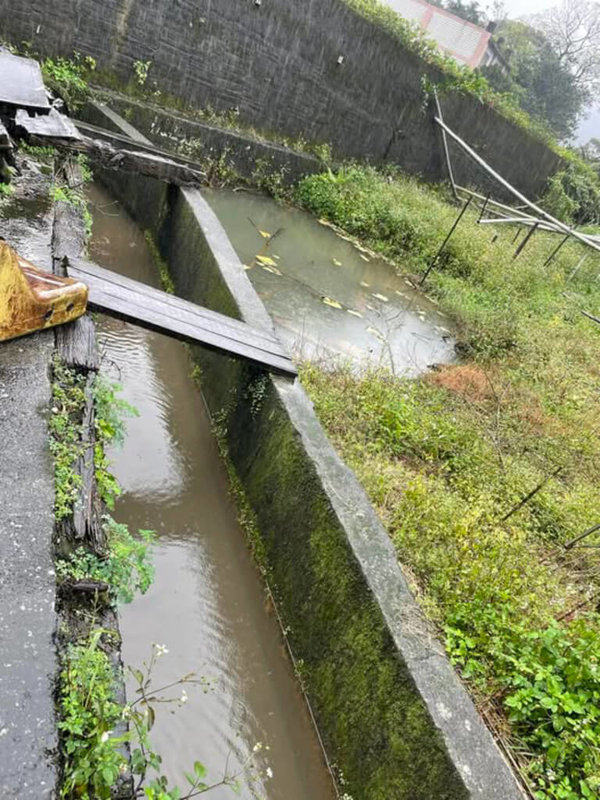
[481,20,585,141]
[41,52,96,111]
[298,164,600,798]
[133,59,152,87]
[56,518,154,603]
[58,629,125,800]
[50,183,94,239]
[49,357,87,520]
[144,231,175,293]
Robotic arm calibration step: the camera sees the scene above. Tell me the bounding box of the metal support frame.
[420,196,473,284]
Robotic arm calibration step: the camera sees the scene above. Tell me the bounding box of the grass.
[297,165,600,799]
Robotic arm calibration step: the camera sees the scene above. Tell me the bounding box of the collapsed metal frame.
[432,92,600,264]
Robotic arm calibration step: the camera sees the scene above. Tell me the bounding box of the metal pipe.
[544,233,570,266]
[420,196,473,284]
[437,120,600,254]
[513,221,539,259]
[433,90,459,201]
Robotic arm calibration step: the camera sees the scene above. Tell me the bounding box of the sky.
[502,0,556,16]
[497,0,600,142]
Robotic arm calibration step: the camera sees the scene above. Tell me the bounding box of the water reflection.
[87,182,335,800]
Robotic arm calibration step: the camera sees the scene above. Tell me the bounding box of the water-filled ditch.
[203,189,456,374]
[87,182,335,800]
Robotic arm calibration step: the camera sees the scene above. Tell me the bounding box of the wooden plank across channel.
[66,257,297,377]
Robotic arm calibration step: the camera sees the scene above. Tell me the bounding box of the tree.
[442,0,486,25]
[530,0,600,100]
[481,20,587,139]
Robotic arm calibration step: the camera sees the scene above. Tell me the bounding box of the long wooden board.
[66,257,297,377]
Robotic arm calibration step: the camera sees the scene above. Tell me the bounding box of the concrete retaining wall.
[93,160,526,797]
[81,93,324,186]
[0,0,560,196]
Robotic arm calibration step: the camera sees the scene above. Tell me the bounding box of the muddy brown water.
[203,188,456,375]
[87,183,335,800]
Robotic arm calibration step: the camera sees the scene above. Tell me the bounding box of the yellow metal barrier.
[0,241,88,342]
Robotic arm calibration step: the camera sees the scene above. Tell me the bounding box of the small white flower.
[52,407,59,413]
[253,742,263,753]
[154,643,169,657]
[100,730,112,743]
[266,767,273,779]
[180,689,188,704]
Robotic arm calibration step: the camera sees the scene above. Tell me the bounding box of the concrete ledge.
[0,171,57,799]
[81,90,324,186]
[94,137,525,798]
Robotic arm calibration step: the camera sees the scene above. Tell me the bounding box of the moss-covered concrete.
[94,155,525,798]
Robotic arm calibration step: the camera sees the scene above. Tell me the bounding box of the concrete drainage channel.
[89,108,526,799]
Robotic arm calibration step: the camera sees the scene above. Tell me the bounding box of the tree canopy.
[482,20,588,140]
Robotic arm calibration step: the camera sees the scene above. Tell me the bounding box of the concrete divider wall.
[96,161,525,799]
[0,0,560,196]
[81,94,324,186]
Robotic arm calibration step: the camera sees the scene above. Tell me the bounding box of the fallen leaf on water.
[322,296,343,309]
[372,292,389,303]
[360,281,370,288]
[366,326,387,343]
[273,254,280,260]
[256,255,277,267]
[262,265,282,275]
[395,290,408,298]
[347,309,363,318]
[366,303,375,311]
[259,229,271,239]
[332,258,343,267]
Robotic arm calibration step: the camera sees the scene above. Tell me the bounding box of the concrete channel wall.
[0,0,560,196]
[92,113,526,799]
[82,93,325,187]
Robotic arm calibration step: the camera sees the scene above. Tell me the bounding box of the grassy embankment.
[296,166,600,800]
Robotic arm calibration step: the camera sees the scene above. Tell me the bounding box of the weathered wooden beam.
[29,127,208,186]
[65,256,297,377]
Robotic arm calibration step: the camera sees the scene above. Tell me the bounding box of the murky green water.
[88,183,335,800]
[203,189,456,374]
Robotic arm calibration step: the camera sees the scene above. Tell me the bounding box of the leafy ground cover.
[297,165,600,799]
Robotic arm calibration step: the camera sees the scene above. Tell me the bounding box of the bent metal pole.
[434,117,600,256]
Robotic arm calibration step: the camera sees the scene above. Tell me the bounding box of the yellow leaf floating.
[347,309,363,318]
[372,292,389,303]
[259,230,271,239]
[366,326,387,343]
[332,258,343,267]
[322,296,343,309]
[256,255,277,267]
